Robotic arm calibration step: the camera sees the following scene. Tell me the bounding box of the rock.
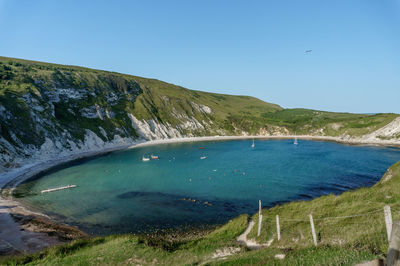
[354,259,384,266]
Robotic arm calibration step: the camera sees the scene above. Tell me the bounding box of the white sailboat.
[142,156,150,161]
[294,135,298,145]
[251,138,255,148]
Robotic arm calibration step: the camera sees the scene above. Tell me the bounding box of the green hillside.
[0,55,397,153]
[0,56,284,169]
[0,56,281,142]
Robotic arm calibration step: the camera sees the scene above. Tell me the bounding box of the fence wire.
[252,206,396,254]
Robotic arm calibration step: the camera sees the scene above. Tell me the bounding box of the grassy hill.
[0,56,281,144]
[3,162,399,265]
[0,56,397,152]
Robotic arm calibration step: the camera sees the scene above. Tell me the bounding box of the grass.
[213,246,378,265]
[3,162,400,265]
[260,108,397,136]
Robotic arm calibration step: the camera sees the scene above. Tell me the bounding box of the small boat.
[251,138,255,148]
[142,156,150,161]
[151,155,159,159]
[294,136,298,145]
[199,147,205,149]
[41,185,76,194]
[200,156,207,160]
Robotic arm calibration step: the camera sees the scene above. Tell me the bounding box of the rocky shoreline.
[0,196,87,256]
[0,134,399,255]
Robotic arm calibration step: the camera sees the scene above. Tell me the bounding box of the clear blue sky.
[1,0,399,113]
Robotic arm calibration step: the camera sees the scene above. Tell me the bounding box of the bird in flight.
[305,50,312,53]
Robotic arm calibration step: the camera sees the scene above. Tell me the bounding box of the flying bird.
[305,50,312,53]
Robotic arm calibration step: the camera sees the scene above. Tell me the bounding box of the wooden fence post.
[385,205,393,242]
[309,214,317,246]
[386,221,400,266]
[257,200,262,237]
[276,215,281,241]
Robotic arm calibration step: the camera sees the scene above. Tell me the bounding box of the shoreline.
[0,134,399,255]
[2,135,400,190]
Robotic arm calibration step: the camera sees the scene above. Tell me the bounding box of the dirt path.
[237,220,273,249]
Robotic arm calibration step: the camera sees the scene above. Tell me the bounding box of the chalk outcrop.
[362,117,400,141]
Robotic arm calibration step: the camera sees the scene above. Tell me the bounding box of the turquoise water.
[16,139,400,235]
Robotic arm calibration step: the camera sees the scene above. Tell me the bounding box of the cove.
[14,139,400,235]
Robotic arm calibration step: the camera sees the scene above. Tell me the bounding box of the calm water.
[16,139,400,235]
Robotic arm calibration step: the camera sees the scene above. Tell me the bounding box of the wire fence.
[251,203,397,254]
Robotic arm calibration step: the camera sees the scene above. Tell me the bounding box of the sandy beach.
[0,134,399,255]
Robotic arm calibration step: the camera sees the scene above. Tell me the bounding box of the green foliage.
[0,64,14,80]
[215,246,378,266]
[0,56,144,147]
[260,109,397,136]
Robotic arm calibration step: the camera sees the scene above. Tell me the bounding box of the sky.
[0,0,399,113]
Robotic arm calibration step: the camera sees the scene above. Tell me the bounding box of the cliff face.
[0,57,399,174]
[0,57,283,172]
[0,65,138,171]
